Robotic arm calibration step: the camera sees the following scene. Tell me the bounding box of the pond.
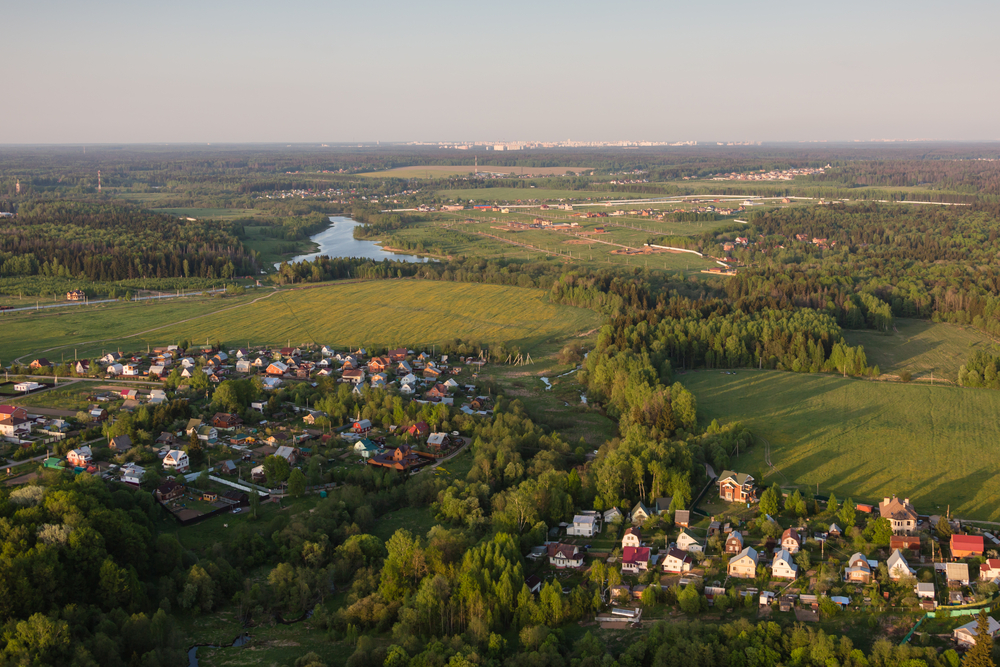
[279,216,430,267]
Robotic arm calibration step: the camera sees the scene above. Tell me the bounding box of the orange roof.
[951,534,984,552]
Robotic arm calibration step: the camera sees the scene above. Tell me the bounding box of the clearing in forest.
[684,369,1000,521]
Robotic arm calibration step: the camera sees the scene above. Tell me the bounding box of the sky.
[2,0,998,143]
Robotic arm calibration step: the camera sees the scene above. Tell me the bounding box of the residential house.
[630,501,653,524]
[89,407,108,422]
[367,443,430,472]
[196,425,218,442]
[122,364,140,376]
[676,529,703,553]
[725,531,744,554]
[954,617,1000,648]
[728,547,758,579]
[266,361,289,376]
[890,535,921,553]
[718,471,756,503]
[844,553,874,584]
[155,479,185,502]
[211,413,243,429]
[75,360,91,374]
[915,583,935,600]
[109,435,133,452]
[946,562,971,586]
[887,549,915,580]
[674,510,691,528]
[828,523,842,538]
[342,369,366,385]
[567,514,600,537]
[163,450,190,473]
[653,497,673,516]
[121,463,145,486]
[772,549,798,579]
[426,384,448,400]
[781,528,803,554]
[352,419,373,435]
[427,432,450,450]
[149,389,167,405]
[621,546,651,574]
[399,372,417,386]
[603,507,623,524]
[981,559,1000,582]
[185,419,203,435]
[397,360,413,375]
[400,383,415,395]
[29,358,51,369]
[367,356,391,373]
[951,534,985,559]
[236,359,252,373]
[879,496,918,535]
[354,439,380,458]
[0,416,31,438]
[275,446,298,465]
[389,348,409,362]
[219,460,237,476]
[261,377,282,390]
[662,548,693,574]
[67,446,93,467]
[106,363,124,376]
[407,421,430,439]
[622,527,642,549]
[0,405,29,420]
[149,364,166,377]
[547,543,584,569]
[101,352,122,364]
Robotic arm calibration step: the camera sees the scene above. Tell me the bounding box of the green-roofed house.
[43,457,65,470]
[353,439,380,459]
[718,470,756,503]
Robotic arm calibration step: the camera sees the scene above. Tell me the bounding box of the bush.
[899,369,912,383]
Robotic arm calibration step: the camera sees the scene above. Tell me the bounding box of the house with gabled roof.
[630,501,653,524]
[946,562,971,586]
[567,514,600,537]
[547,543,584,569]
[163,450,190,472]
[622,527,642,549]
[676,529,703,553]
[109,435,133,452]
[887,549,915,580]
[781,527,802,554]
[67,446,93,467]
[725,531,744,554]
[621,546,651,574]
[718,471,756,503]
[954,616,1000,648]
[662,548,692,573]
[981,559,1000,582]
[772,549,798,579]
[728,547,758,579]
[845,553,875,583]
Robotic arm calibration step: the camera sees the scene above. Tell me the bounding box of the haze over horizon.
[4,0,998,144]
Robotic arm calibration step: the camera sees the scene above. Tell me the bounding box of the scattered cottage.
[771,549,798,580]
[622,527,642,549]
[954,616,1000,648]
[781,527,802,554]
[163,450,190,472]
[946,562,971,586]
[676,529,703,553]
[951,534,985,559]
[725,531,744,554]
[887,549,915,580]
[621,546,651,574]
[845,553,875,584]
[718,471,756,503]
[547,543,584,569]
[567,514,600,537]
[879,496,918,535]
[662,548,692,574]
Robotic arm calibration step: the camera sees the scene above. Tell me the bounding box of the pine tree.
[963,609,996,667]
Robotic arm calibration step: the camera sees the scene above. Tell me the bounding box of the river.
[279,216,430,267]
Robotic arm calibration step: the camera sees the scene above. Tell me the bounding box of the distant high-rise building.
[15,179,20,194]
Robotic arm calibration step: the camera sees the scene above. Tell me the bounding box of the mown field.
[684,369,1000,520]
[435,187,641,201]
[2,280,600,362]
[843,318,996,382]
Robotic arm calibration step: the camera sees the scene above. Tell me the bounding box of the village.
[1,342,492,526]
[529,470,1000,647]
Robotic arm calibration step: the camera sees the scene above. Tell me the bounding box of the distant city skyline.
[2,0,998,144]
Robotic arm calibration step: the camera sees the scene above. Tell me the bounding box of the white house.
[547,543,584,568]
[13,381,43,392]
[603,507,623,524]
[354,440,379,458]
[123,364,140,376]
[915,583,935,600]
[566,514,600,537]
[163,450,190,473]
[107,363,124,376]
[236,359,252,373]
[887,549,915,580]
[676,529,703,553]
[622,527,642,549]
[121,463,145,486]
[954,616,1000,648]
[400,384,415,395]
[771,549,798,579]
[67,446,93,467]
[399,373,418,387]
[662,548,692,573]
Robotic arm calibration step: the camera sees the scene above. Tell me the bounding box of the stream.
[187,634,250,667]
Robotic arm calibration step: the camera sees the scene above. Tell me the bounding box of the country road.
[0,288,226,314]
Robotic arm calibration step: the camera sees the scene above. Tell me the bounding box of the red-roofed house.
[407,421,430,438]
[981,559,1000,582]
[951,534,984,559]
[662,548,692,574]
[0,405,29,421]
[621,546,651,574]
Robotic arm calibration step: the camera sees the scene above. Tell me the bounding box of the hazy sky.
[3,0,998,143]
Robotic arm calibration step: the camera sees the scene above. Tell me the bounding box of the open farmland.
[684,369,1000,521]
[843,318,996,382]
[359,165,593,178]
[2,280,600,362]
[435,187,642,202]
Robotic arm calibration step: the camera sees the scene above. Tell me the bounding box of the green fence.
[900,600,999,645]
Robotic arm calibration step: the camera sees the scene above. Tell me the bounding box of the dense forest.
[0,201,258,280]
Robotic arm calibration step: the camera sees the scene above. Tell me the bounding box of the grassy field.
[359,165,593,179]
[683,369,1000,520]
[152,207,266,220]
[240,224,320,266]
[436,188,641,202]
[2,280,600,362]
[843,318,996,382]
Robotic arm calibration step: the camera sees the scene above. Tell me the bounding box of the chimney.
[883,497,890,505]
[904,498,910,506]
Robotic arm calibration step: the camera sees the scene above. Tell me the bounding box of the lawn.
[370,505,438,542]
[2,280,600,366]
[151,207,266,220]
[842,318,996,382]
[683,369,1000,520]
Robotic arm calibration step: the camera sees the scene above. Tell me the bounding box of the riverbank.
[280,216,430,267]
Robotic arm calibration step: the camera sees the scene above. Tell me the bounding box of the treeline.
[0,200,257,280]
[727,202,1000,335]
[810,159,1000,196]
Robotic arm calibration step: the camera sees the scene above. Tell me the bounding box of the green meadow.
[2,281,600,362]
[684,369,1000,520]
